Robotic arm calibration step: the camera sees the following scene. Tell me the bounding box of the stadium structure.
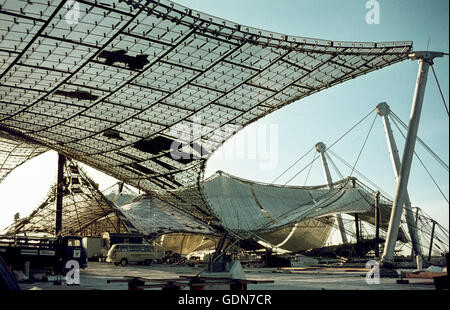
[0,0,448,263]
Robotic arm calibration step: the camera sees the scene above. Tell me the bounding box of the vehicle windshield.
[67,239,81,247]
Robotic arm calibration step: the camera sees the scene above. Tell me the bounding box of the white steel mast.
[376,102,422,258]
[315,142,348,244]
[381,51,444,264]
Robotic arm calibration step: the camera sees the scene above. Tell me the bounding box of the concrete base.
[199,261,246,290]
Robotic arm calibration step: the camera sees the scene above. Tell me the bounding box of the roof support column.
[428,221,436,262]
[411,207,420,258]
[354,213,360,247]
[55,153,66,236]
[315,142,348,244]
[381,51,444,264]
[376,102,422,258]
[374,191,381,258]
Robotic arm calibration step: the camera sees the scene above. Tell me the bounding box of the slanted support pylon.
[428,221,436,262]
[381,51,444,264]
[376,102,422,258]
[315,142,348,244]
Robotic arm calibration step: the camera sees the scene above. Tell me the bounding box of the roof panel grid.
[46,124,93,142]
[0,132,48,183]
[62,114,115,133]
[69,63,133,91]
[5,113,61,132]
[0,51,18,75]
[1,0,59,20]
[82,101,139,123]
[93,131,138,148]
[0,0,413,193]
[228,44,282,70]
[45,7,125,47]
[114,118,165,138]
[0,85,42,106]
[1,119,46,132]
[136,102,192,126]
[163,85,221,110]
[0,16,41,53]
[2,66,69,91]
[0,102,23,118]
[115,146,170,165]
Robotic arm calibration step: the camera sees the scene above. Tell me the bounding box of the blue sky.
[0,0,448,232]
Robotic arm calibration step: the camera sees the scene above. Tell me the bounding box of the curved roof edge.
[203,170,358,190]
[143,0,413,54]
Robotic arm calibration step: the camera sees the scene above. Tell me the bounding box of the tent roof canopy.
[0,0,413,193]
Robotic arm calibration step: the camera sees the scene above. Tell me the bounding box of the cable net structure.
[1,0,436,254]
[0,0,413,220]
[4,158,445,255]
[0,131,48,183]
[91,169,411,252]
[3,158,139,236]
[103,181,140,207]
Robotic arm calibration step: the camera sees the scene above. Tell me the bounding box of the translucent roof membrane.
[4,158,138,236]
[4,164,410,250]
[0,131,47,183]
[0,0,413,198]
[120,195,217,239]
[197,172,407,241]
[114,171,406,241]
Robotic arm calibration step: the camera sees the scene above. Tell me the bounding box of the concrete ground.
[18,262,437,290]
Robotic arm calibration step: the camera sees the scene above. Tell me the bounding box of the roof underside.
[0,131,48,183]
[0,0,413,196]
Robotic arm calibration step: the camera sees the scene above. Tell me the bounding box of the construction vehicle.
[0,235,87,277]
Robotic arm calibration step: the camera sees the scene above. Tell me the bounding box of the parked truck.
[0,235,87,276]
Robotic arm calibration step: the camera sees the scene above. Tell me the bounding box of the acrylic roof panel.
[0,0,413,193]
[0,131,47,183]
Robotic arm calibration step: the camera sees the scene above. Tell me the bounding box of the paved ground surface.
[18,262,437,290]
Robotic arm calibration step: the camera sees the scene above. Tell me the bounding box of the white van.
[106,243,165,266]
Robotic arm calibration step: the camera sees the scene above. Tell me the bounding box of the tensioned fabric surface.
[2,161,408,251]
[0,0,413,204]
[110,171,408,243]
[197,172,406,241]
[3,158,140,236]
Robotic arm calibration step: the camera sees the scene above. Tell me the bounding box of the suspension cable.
[350,114,378,177]
[283,154,321,186]
[326,152,344,180]
[327,108,377,152]
[414,152,449,204]
[390,116,449,204]
[282,108,377,186]
[390,112,449,172]
[431,65,449,116]
[303,151,317,186]
[271,146,315,184]
[327,149,393,200]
